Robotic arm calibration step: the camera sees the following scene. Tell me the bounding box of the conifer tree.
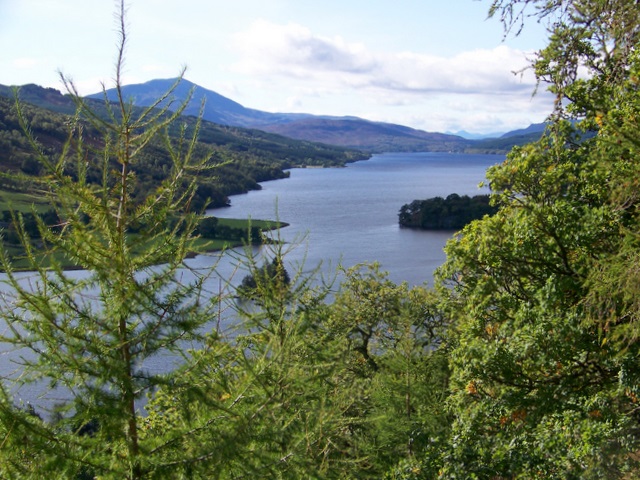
[0,2,221,478]
[140,234,349,478]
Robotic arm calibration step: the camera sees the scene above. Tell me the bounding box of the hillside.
[464,126,546,153]
[0,84,367,208]
[5,79,547,162]
[258,117,470,152]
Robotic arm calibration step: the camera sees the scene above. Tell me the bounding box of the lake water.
[1,151,504,412]
[202,151,504,287]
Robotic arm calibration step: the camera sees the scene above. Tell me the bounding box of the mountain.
[460,123,549,154]
[88,78,469,153]
[499,122,547,138]
[448,130,506,140]
[258,117,470,152]
[86,78,311,128]
[86,78,553,153]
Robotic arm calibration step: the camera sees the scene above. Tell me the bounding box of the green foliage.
[436,97,639,480]
[193,216,268,246]
[138,235,338,478]
[322,264,452,477]
[138,254,453,479]
[436,133,633,476]
[432,1,640,478]
[237,255,291,299]
[0,7,221,478]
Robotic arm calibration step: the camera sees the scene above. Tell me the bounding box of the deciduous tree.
[436,1,640,477]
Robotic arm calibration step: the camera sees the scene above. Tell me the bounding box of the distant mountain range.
[448,130,505,140]
[87,78,547,153]
[0,78,550,208]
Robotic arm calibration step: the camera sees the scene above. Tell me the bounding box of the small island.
[399,193,497,230]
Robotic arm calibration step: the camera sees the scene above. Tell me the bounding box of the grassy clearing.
[215,217,287,230]
[0,190,53,213]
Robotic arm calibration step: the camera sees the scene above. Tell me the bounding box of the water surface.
[1,152,504,411]
[206,152,503,286]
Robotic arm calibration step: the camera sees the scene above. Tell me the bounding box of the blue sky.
[1,0,554,135]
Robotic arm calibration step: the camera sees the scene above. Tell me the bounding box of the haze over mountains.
[88,78,546,153]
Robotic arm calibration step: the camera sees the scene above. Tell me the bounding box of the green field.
[0,190,53,213]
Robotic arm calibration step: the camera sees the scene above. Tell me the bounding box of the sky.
[0,0,555,135]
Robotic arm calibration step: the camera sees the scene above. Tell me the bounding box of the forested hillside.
[1,1,640,479]
[0,84,367,209]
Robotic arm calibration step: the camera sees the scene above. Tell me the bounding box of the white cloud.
[229,19,553,134]
[232,20,537,96]
[232,20,376,77]
[141,64,168,73]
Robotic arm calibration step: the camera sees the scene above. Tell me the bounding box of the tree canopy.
[434,1,640,477]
